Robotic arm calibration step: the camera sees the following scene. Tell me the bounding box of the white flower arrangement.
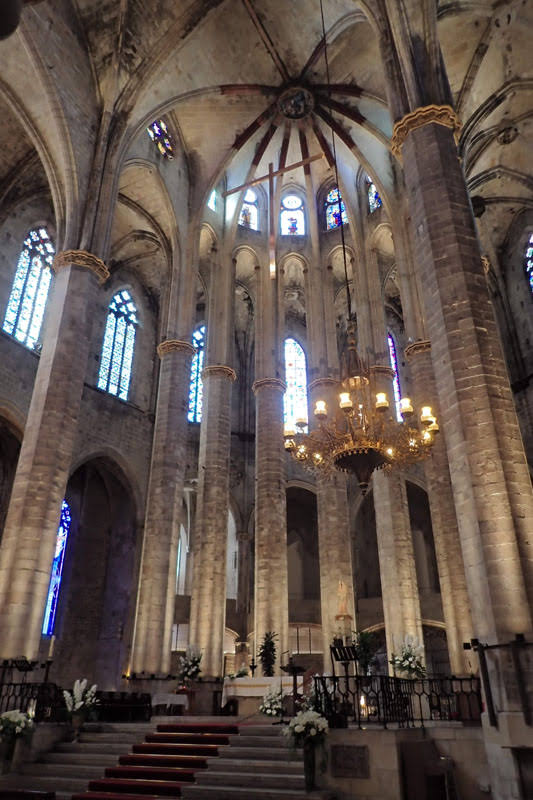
[0,710,34,741]
[389,635,426,678]
[259,686,284,717]
[63,678,99,715]
[177,647,202,684]
[225,666,249,680]
[283,709,328,747]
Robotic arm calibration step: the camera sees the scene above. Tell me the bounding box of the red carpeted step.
[105,765,196,781]
[88,778,184,796]
[146,733,230,745]
[73,794,162,800]
[156,724,238,734]
[132,743,218,756]
[119,753,208,769]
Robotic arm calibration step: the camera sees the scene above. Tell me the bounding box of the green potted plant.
[353,630,378,675]
[258,631,277,677]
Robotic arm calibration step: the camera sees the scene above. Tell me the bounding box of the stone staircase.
[0,719,316,799]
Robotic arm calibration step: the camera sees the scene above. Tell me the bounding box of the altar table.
[221,676,303,708]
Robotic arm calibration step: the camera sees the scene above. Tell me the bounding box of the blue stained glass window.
[147,119,174,159]
[2,227,54,350]
[42,500,71,636]
[239,189,258,231]
[387,333,402,422]
[367,177,382,213]
[208,190,217,212]
[283,338,308,432]
[98,290,138,401]
[281,195,305,235]
[325,187,348,230]
[525,232,533,294]
[188,324,206,422]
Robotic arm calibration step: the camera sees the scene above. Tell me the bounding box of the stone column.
[253,377,289,672]
[188,365,236,677]
[393,110,533,641]
[236,530,252,616]
[405,340,474,674]
[0,250,108,658]
[131,339,195,674]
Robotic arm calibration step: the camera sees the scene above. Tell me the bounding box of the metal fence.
[0,682,66,722]
[313,674,482,728]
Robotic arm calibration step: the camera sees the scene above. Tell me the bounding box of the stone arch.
[286,485,320,624]
[0,412,22,543]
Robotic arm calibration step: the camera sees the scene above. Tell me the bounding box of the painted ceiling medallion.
[278,86,315,120]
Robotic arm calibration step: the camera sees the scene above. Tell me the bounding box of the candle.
[48,635,56,659]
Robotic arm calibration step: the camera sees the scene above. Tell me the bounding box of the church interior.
[0,0,532,798]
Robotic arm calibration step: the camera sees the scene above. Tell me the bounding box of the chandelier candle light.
[284,329,439,493]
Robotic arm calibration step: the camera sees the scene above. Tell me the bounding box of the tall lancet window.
[188,324,206,422]
[387,333,402,422]
[284,337,308,432]
[2,227,55,349]
[281,195,305,235]
[97,290,138,401]
[42,500,71,635]
[325,187,348,230]
[525,232,533,294]
[238,189,259,230]
[367,176,382,213]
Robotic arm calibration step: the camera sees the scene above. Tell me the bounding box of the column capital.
[370,364,395,379]
[308,377,339,392]
[157,339,195,359]
[252,377,286,395]
[391,105,461,159]
[201,365,237,382]
[53,249,110,284]
[404,339,431,361]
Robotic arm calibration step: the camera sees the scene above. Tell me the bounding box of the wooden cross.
[222,152,323,276]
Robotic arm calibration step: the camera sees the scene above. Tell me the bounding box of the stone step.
[120,754,208,769]
[20,761,104,779]
[46,750,120,766]
[147,733,231,745]
[80,731,149,744]
[0,773,90,793]
[56,741,132,755]
[206,757,302,774]
[237,726,287,736]
[195,770,305,790]
[89,777,186,795]
[221,747,302,761]
[228,735,288,748]
[73,794,164,800]
[182,785,310,800]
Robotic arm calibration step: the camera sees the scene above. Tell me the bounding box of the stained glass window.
[325,187,348,230]
[367,177,382,213]
[147,119,174,159]
[208,190,217,212]
[283,338,308,432]
[281,195,305,235]
[387,333,402,422]
[42,500,71,636]
[188,324,206,422]
[239,189,258,231]
[2,227,55,350]
[97,290,138,401]
[525,232,533,294]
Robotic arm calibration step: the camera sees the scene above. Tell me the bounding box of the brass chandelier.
[284,328,439,494]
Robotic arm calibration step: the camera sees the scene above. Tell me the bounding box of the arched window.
[525,232,533,294]
[42,500,71,635]
[208,189,217,212]
[281,195,305,235]
[146,119,174,159]
[367,176,382,213]
[325,187,348,230]
[2,227,55,350]
[238,189,259,230]
[387,333,402,422]
[284,337,308,432]
[97,290,138,401]
[188,324,206,422]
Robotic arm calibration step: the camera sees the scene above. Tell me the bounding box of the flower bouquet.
[0,710,35,772]
[389,635,426,679]
[283,709,329,791]
[63,678,99,739]
[177,647,202,686]
[259,686,284,717]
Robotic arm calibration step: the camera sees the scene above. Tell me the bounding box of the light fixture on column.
[283,0,439,494]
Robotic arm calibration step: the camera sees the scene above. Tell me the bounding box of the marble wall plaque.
[331,744,370,778]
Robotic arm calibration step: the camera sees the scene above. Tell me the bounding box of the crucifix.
[222,152,323,277]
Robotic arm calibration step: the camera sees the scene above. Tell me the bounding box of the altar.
[221,676,304,716]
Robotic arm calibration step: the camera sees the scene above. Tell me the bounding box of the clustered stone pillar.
[0,250,108,658]
[131,339,195,674]
[188,365,236,677]
[236,530,252,616]
[405,340,473,674]
[253,377,289,670]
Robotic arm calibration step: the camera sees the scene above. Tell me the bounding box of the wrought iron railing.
[0,682,66,722]
[313,674,482,728]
